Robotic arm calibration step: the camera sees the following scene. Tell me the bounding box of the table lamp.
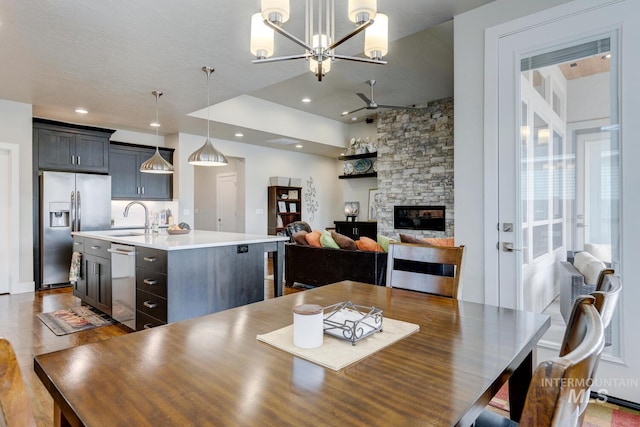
[344,202,360,222]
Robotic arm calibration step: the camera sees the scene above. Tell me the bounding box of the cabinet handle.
[143,323,154,329]
[143,256,157,263]
[143,279,158,286]
[91,245,100,250]
[141,187,145,194]
[143,301,158,309]
[71,155,75,165]
[77,156,80,165]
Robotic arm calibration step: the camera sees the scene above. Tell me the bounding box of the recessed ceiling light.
[75,108,88,114]
[295,144,303,148]
[150,122,160,127]
[339,152,345,156]
[351,117,357,121]
[341,111,349,116]
[235,132,244,137]
[301,97,311,103]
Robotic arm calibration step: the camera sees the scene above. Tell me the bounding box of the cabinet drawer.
[84,238,110,258]
[136,310,166,331]
[136,289,167,322]
[135,268,167,298]
[136,247,167,272]
[72,236,84,252]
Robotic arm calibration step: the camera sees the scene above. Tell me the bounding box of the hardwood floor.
[0,267,302,426]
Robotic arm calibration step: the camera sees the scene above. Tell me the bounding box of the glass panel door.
[515,38,620,355]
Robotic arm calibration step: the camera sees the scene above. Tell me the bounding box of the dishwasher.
[108,243,136,329]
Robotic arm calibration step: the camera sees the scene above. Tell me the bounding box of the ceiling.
[0,0,495,157]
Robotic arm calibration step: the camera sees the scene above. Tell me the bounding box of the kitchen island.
[72,229,288,330]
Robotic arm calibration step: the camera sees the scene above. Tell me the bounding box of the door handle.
[502,242,522,252]
[76,191,81,231]
[70,191,76,232]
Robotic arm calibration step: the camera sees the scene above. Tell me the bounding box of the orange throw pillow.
[355,236,384,252]
[292,230,309,246]
[399,233,424,244]
[304,230,322,247]
[423,237,455,247]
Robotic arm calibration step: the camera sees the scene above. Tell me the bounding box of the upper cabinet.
[338,152,377,179]
[110,142,173,201]
[34,119,114,173]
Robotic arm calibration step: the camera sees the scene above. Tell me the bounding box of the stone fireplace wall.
[375,97,454,238]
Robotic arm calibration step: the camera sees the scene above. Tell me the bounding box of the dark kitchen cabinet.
[73,236,111,315]
[110,142,173,200]
[34,119,113,173]
[135,246,168,330]
[334,221,377,240]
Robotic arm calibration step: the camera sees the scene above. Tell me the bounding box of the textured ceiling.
[0,0,495,155]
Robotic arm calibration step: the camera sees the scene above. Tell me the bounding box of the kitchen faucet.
[123,201,150,233]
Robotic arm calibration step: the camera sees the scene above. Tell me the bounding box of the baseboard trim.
[12,280,35,294]
[591,391,640,411]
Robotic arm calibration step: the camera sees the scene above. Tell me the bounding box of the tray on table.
[323,301,383,346]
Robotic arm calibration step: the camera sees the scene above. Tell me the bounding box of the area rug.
[489,383,640,426]
[38,306,116,336]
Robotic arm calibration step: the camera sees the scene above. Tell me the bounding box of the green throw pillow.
[377,235,394,252]
[320,230,340,249]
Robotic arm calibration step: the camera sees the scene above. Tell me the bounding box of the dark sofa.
[285,243,387,287]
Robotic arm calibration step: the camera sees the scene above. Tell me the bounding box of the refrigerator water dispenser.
[49,202,70,227]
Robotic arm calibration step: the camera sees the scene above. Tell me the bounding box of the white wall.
[0,100,33,293]
[453,0,572,303]
[175,133,343,234]
[340,119,379,221]
[567,72,610,123]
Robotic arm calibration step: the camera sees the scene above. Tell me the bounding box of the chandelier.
[250,0,388,81]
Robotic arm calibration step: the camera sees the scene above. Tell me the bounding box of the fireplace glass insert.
[394,206,445,231]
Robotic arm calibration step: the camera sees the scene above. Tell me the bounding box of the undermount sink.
[108,231,146,237]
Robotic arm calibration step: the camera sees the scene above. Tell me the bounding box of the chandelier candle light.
[140,91,174,174]
[250,0,388,81]
[188,67,228,167]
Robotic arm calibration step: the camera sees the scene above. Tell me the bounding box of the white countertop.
[73,229,289,251]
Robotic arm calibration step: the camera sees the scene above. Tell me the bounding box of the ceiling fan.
[341,79,419,117]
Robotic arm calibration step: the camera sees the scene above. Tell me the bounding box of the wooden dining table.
[34,281,550,427]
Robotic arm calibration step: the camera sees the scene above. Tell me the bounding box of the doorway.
[0,142,19,295]
[216,173,237,232]
[485,0,640,402]
[193,156,245,233]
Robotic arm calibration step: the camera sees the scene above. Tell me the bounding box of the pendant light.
[140,90,174,174]
[188,67,228,166]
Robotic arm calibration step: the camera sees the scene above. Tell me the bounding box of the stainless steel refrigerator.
[40,172,111,287]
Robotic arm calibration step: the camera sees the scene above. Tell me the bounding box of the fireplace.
[394,206,445,231]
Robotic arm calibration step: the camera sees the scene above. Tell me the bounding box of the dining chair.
[559,271,621,425]
[474,296,605,427]
[385,242,464,299]
[0,338,37,427]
